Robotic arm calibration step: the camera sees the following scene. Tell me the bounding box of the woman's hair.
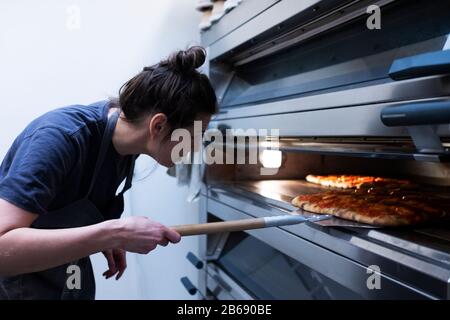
[117,46,217,130]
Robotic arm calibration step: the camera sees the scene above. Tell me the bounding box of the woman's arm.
[0,199,180,276]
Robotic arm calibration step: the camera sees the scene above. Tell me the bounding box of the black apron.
[0,111,136,300]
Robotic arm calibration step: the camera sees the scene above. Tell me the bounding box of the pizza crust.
[291,192,443,227]
[293,198,409,226]
[305,174,415,190]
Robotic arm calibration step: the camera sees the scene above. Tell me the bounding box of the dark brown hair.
[117,46,217,130]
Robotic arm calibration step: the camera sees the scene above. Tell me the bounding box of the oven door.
[205,230,363,300]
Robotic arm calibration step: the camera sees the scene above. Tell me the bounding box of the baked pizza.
[292,189,449,227]
[305,174,415,190]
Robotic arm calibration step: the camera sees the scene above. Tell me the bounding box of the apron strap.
[86,110,120,198]
[117,155,136,196]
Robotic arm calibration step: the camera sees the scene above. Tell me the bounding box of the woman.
[0,46,217,299]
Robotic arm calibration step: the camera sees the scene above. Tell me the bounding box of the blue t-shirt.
[0,100,134,218]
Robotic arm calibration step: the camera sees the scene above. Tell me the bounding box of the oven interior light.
[260,150,282,168]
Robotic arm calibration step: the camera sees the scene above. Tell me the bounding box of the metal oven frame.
[189,0,450,300]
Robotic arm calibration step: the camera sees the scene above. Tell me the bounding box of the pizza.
[292,188,449,227]
[305,174,415,190]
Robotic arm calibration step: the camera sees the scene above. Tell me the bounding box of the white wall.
[0,0,202,299]
[122,157,203,300]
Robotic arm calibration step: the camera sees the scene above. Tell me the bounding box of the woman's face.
[147,112,211,167]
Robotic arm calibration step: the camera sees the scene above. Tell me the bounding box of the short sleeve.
[0,127,78,215]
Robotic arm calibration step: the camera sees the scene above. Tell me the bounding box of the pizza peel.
[171,211,374,237]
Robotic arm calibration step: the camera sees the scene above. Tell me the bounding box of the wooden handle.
[172,218,266,236]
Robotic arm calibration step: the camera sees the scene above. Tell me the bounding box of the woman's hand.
[110,216,181,254]
[102,248,127,280]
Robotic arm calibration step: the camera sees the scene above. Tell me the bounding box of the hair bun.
[167,46,206,74]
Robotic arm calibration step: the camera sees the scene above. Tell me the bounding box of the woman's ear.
[148,113,168,139]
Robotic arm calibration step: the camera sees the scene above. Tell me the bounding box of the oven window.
[214,232,362,300]
[221,0,450,108]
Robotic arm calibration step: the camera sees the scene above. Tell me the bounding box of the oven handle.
[380,100,450,127]
[180,276,198,295]
[389,49,450,80]
[186,252,204,269]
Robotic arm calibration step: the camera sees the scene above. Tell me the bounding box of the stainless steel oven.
[189,0,450,300]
